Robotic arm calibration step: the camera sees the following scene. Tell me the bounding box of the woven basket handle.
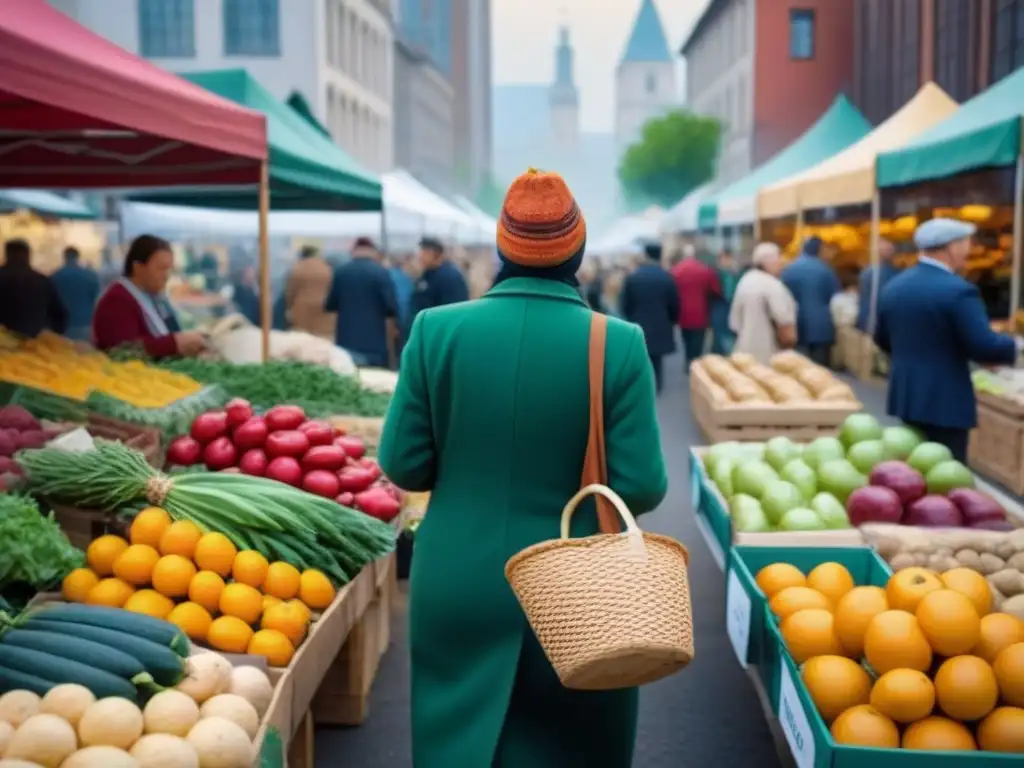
[560,484,641,540]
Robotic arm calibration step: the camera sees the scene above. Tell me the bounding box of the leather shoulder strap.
[581,312,620,533]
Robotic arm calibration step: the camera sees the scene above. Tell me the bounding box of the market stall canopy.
[286,91,330,138]
[876,66,1024,188]
[130,69,381,211]
[759,83,958,219]
[588,209,663,256]
[383,170,478,237]
[699,95,871,228]
[453,195,498,244]
[0,0,267,188]
[660,183,712,233]
[0,189,96,219]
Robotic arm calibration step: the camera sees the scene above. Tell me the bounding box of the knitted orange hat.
[496,168,587,267]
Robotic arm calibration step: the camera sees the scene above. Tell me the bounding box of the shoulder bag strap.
[580,312,621,533]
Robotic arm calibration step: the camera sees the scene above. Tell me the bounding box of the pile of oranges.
[756,560,1024,753]
[60,507,338,668]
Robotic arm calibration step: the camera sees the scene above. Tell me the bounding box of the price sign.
[725,569,752,666]
[778,663,816,768]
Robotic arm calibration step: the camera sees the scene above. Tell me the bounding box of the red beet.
[947,488,1006,525]
[905,495,964,527]
[869,461,927,506]
[846,486,904,526]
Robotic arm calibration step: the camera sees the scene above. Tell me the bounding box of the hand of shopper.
[174,331,208,357]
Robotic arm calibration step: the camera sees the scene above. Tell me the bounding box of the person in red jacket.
[92,234,207,358]
[671,245,721,368]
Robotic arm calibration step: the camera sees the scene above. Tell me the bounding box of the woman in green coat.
[378,169,669,767]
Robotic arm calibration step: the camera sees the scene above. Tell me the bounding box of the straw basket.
[504,484,694,690]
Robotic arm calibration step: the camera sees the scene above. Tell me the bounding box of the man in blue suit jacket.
[50,247,100,342]
[782,236,842,366]
[875,218,1020,462]
[856,239,899,332]
[621,242,680,394]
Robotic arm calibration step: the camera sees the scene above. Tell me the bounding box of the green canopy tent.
[132,69,381,211]
[699,95,871,231]
[0,190,95,219]
[286,91,331,138]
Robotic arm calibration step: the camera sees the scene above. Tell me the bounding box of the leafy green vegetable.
[0,493,85,592]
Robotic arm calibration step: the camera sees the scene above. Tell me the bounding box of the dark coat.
[409,260,469,327]
[324,257,397,367]
[875,262,1017,429]
[0,263,68,338]
[621,262,680,356]
[50,263,100,330]
[856,262,899,332]
[378,277,667,767]
[781,254,842,346]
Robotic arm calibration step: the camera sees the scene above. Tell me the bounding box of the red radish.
[354,487,402,522]
[298,420,335,446]
[0,405,39,431]
[358,458,382,482]
[266,456,303,486]
[224,398,254,429]
[375,480,402,502]
[335,492,355,506]
[190,411,228,443]
[337,465,377,493]
[167,436,203,466]
[233,417,269,450]
[239,449,269,476]
[265,405,306,432]
[334,425,347,436]
[265,430,310,458]
[15,430,48,449]
[203,437,238,470]
[302,445,349,472]
[0,456,22,476]
[334,435,366,459]
[303,470,341,498]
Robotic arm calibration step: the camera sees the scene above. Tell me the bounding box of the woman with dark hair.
[92,234,207,358]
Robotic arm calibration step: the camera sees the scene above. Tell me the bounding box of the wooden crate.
[689,363,861,442]
[86,413,164,467]
[47,503,126,550]
[969,399,1024,494]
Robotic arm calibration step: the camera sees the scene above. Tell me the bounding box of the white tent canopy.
[453,195,498,245]
[588,209,663,256]
[660,184,712,234]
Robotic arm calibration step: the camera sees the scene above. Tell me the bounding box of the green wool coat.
[378,277,669,767]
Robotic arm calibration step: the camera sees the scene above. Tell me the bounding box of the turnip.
[303,470,341,499]
[167,436,203,466]
[301,445,348,472]
[298,420,335,446]
[334,435,366,459]
[238,449,269,477]
[190,411,228,444]
[264,405,305,431]
[265,456,303,486]
[203,437,238,470]
[232,416,268,450]
[265,430,310,458]
[224,398,253,429]
[337,465,376,493]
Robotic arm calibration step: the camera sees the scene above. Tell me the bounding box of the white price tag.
[725,569,752,667]
[778,663,816,768]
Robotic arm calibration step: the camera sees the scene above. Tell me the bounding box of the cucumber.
[1,629,146,680]
[27,604,190,656]
[0,645,140,700]
[21,619,186,686]
[0,665,56,696]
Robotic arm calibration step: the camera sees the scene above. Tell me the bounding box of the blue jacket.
[875,262,1017,429]
[324,257,398,367]
[781,255,841,346]
[621,262,680,356]
[409,261,469,327]
[51,263,100,329]
[856,262,899,332]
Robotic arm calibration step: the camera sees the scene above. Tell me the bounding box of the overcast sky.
[491,0,705,133]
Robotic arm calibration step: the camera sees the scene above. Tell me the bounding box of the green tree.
[618,109,721,209]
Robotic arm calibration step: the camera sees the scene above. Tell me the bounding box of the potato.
[995,540,1018,561]
[990,569,1024,597]
[1006,552,1024,571]
[927,554,958,572]
[988,580,1007,610]
[1001,593,1024,620]
[979,553,1007,575]
[889,552,918,571]
[955,549,984,571]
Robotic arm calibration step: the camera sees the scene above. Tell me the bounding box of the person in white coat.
[729,242,797,363]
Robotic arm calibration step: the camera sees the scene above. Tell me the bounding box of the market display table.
[969,391,1024,494]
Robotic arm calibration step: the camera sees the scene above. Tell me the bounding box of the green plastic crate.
[689,448,732,556]
[727,546,891,709]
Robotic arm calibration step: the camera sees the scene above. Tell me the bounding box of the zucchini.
[1,629,146,680]
[0,665,55,696]
[20,619,186,686]
[27,604,190,656]
[0,645,140,700]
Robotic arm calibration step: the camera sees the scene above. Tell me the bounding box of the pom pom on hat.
[496,168,587,268]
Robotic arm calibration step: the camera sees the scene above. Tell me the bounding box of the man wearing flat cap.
[874,218,1020,462]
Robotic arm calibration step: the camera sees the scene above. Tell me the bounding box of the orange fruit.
[830,704,900,748]
[977,706,1024,753]
[123,589,175,619]
[288,599,312,624]
[129,507,171,548]
[834,586,889,657]
[262,595,282,612]
[973,613,1024,663]
[807,562,855,605]
[864,610,933,674]
[769,586,831,620]
[993,642,1024,706]
[298,570,335,610]
[158,520,203,558]
[781,609,844,663]
[62,568,99,603]
[193,533,237,577]
[870,668,935,723]
[886,567,943,613]
[248,629,295,667]
[207,616,254,654]
[262,562,301,600]
[167,601,213,641]
[902,716,977,751]
[261,602,309,646]
[915,589,981,657]
[151,554,197,598]
[219,583,263,625]
[755,563,806,598]
[231,551,269,588]
[940,567,993,617]
[188,570,225,614]
[112,544,161,586]
[934,655,999,722]
[86,535,129,577]
[86,577,134,608]
[801,656,871,722]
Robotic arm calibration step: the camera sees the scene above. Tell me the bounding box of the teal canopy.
[0,190,96,219]
[131,69,381,211]
[286,91,331,138]
[699,95,871,228]
[877,68,1024,189]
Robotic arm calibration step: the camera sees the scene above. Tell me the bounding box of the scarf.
[117,277,180,337]
[492,243,586,289]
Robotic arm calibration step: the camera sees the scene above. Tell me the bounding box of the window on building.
[992,0,1024,82]
[224,0,280,56]
[645,73,657,94]
[138,0,195,57]
[789,9,815,60]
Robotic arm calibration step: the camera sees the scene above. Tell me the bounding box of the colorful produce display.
[166,401,403,523]
[694,351,858,405]
[757,560,1024,752]
[973,368,1024,404]
[0,406,67,478]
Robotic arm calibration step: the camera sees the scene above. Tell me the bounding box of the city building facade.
[393,38,456,190]
[450,0,492,195]
[682,0,855,188]
[615,0,677,153]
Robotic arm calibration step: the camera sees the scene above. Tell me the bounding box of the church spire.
[549,22,578,146]
[552,24,577,101]
[620,0,672,65]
